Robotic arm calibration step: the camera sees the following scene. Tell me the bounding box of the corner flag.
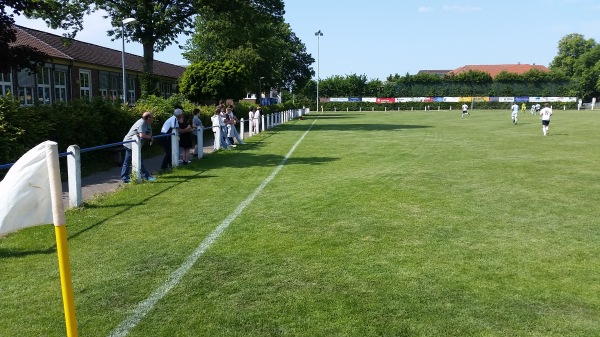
[0,141,55,235]
[0,141,79,337]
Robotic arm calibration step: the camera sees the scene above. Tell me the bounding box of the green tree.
[182,0,313,101]
[572,45,600,99]
[22,0,236,96]
[549,33,596,78]
[1,0,53,72]
[179,60,249,102]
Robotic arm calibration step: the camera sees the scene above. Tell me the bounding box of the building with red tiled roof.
[3,25,186,105]
[417,70,453,77]
[449,64,549,79]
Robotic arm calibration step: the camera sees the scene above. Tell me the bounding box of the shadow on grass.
[65,170,209,241]
[0,247,55,258]
[291,123,432,132]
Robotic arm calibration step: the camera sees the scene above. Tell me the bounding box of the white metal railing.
[38,108,309,208]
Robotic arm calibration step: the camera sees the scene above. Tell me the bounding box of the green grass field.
[1,109,600,336]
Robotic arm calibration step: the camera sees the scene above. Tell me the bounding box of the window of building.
[0,71,12,96]
[37,66,52,104]
[17,70,35,105]
[127,76,136,104]
[99,71,109,99]
[110,73,121,101]
[54,68,67,102]
[159,81,173,98]
[79,69,91,100]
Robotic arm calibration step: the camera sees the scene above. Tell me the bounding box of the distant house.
[3,25,186,105]
[449,64,549,79]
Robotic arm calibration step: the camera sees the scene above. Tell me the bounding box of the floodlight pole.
[121,17,136,104]
[258,76,265,105]
[315,30,323,112]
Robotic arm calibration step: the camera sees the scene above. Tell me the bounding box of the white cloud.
[418,6,434,12]
[442,5,482,13]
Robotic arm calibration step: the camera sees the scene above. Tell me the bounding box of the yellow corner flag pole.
[47,143,79,337]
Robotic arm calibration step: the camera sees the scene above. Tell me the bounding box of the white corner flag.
[0,141,79,336]
[0,141,56,235]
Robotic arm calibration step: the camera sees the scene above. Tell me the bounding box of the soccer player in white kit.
[539,103,553,136]
[511,103,519,125]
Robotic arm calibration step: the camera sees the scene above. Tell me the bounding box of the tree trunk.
[141,42,156,97]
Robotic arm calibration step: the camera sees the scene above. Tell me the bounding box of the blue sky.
[14,0,600,80]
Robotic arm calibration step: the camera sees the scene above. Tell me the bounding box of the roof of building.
[12,25,186,79]
[449,64,549,78]
[417,70,453,77]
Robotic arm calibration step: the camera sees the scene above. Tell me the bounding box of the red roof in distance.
[449,64,549,78]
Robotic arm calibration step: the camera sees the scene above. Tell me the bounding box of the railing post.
[262,114,266,132]
[240,118,245,140]
[196,127,204,159]
[171,129,179,167]
[214,126,221,150]
[67,145,82,208]
[132,135,142,183]
[248,118,253,137]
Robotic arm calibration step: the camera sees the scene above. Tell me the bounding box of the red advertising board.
[376,98,395,104]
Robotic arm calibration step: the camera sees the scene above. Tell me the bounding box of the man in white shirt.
[461,103,469,118]
[539,103,553,136]
[159,108,190,169]
[254,106,261,133]
[511,103,519,125]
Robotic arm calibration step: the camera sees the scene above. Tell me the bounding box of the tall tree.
[22,0,214,96]
[549,33,596,78]
[182,0,313,101]
[0,0,54,73]
[179,60,249,102]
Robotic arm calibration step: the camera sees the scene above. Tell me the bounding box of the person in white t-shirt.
[254,106,261,133]
[211,107,230,150]
[461,103,469,118]
[539,103,553,136]
[248,106,255,136]
[511,103,519,125]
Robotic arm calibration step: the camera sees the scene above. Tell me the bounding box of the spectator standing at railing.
[254,105,261,133]
[227,105,244,145]
[248,106,255,135]
[179,114,194,164]
[159,108,190,170]
[120,111,156,183]
[192,108,204,159]
[211,107,229,150]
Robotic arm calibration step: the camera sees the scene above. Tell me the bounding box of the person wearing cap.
[159,108,191,169]
[121,111,156,183]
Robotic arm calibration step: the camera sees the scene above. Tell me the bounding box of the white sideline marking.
[108,116,320,337]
